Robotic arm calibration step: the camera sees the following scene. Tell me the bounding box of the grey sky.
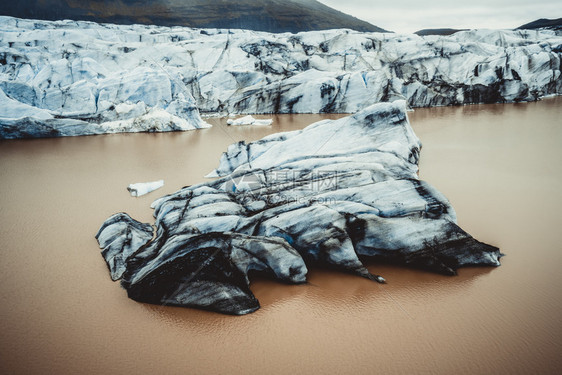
[319,0,561,33]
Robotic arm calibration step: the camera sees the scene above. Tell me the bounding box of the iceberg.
[127,180,165,197]
[96,101,502,315]
[227,115,272,126]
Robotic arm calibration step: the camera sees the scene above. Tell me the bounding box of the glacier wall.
[1,16,561,138]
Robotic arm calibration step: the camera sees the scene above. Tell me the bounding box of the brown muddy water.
[1,98,561,374]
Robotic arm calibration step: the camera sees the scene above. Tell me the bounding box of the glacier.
[1,16,561,138]
[96,101,501,315]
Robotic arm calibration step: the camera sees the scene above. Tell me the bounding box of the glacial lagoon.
[1,97,561,374]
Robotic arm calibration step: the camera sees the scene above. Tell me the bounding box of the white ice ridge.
[1,16,561,138]
[227,115,273,126]
[127,180,164,197]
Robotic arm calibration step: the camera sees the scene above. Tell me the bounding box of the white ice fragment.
[127,180,164,197]
[226,115,273,126]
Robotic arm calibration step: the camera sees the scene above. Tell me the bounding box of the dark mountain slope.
[415,28,466,36]
[517,18,562,30]
[0,0,388,33]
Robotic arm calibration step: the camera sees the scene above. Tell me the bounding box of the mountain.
[414,28,466,36]
[0,0,387,33]
[516,18,562,30]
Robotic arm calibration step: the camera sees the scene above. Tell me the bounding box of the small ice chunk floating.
[127,180,164,197]
[96,101,502,315]
[226,115,273,126]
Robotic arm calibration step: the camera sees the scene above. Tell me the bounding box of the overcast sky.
[320,0,561,33]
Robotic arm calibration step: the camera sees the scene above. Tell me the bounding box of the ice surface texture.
[96,101,501,315]
[1,16,561,138]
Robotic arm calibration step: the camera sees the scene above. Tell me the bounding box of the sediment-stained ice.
[96,100,502,314]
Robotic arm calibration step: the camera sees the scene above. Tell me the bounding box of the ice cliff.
[96,101,501,315]
[1,16,561,138]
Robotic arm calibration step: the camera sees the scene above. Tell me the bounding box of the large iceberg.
[1,16,561,138]
[96,101,501,315]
